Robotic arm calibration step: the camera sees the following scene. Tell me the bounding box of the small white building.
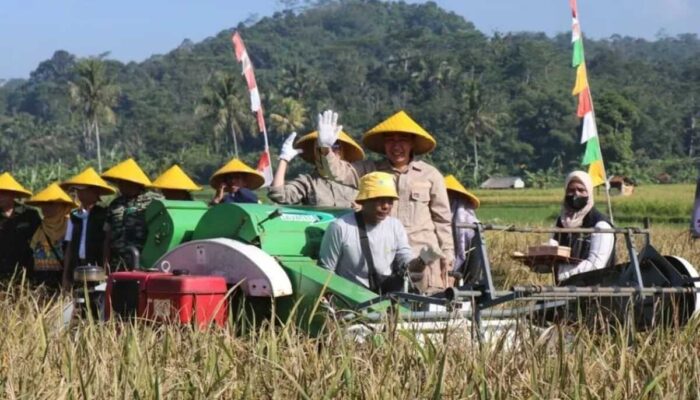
[480,176,525,190]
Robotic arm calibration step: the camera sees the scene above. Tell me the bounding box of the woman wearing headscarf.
[552,171,615,285]
[268,130,363,208]
[26,183,76,288]
[316,109,453,294]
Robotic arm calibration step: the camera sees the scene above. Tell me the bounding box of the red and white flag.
[231,31,273,186]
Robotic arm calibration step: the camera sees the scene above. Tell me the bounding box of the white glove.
[419,246,445,265]
[317,109,342,148]
[279,132,302,162]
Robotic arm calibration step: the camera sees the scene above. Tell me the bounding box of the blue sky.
[1,0,698,79]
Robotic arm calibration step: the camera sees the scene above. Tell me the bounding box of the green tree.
[460,75,499,185]
[68,58,120,171]
[195,72,254,157]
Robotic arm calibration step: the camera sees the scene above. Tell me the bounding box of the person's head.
[115,180,145,198]
[222,173,247,192]
[39,202,67,218]
[74,186,101,208]
[61,167,116,208]
[355,172,398,225]
[444,174,480,210]
[25,183,76,217]
[0,190,17,211]
[161,189,193,201]
[210,158,265,193]
[563,171,594,212]
[383,133,414,168]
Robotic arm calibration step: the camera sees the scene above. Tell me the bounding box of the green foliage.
[0,0,699,185]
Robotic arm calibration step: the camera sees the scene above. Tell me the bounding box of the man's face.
[0,191,16,210]
[40,202,64,218]
[76,187,100,207]
[224,173,246,192]
[383,133,413,167]
[117,181,144,198]
[360,197,394,225]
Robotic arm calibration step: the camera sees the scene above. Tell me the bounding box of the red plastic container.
[143,274,228,328]
[105,271,171,320]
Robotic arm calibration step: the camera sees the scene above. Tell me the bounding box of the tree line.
[1,0,699,190]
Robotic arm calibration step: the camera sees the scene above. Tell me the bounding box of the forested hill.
[1,0,699,189]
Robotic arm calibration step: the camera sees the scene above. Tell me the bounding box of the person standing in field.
[319,172,443,293]
[60,167,115,289]
[210,159,263,205]
[0,173,41,278]
[151,165,202,201]
[316,110,454,294]
[268,130,362,207]
[444,174,482,284]
[25,183,76,289]
[101,158,162,270]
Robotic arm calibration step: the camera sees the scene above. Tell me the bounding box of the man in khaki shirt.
[316,110,454,294]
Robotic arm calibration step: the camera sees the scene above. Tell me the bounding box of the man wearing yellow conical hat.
[0,173,41,276]
[25,183,77,288]
[316,110,454,294]
[444,175,481,284]
[319,172,443,293]
[60,167,115,288]
[101,159,163,269]
[151,165,202,201]
[268,130,361,207]
[210,159,262,205]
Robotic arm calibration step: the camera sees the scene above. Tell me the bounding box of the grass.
[2,225,700,398]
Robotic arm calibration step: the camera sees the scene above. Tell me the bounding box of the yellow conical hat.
[151,165,202,192]
[101,158,152,187]
[0,172,32,197]
[444,175,480,209]
[26,183,77,207]
[61,167,116,196]
[356,172,399,202]
[210,158,264,190]
[362,110,436,155]
[294,130,365,163]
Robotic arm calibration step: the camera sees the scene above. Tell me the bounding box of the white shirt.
[64,209,90,260]
[557,220,615,281]
[319,213,414,289]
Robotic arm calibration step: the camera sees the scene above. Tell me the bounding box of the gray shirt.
[268,172,358,208]
[319,213,414,289]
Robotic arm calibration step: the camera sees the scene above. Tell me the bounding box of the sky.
[1,0,698,80]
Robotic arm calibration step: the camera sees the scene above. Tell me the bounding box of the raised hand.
[279,132,303,162]
[317,109,342,149]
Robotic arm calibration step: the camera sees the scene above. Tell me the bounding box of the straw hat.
[26,183,77,207]
[294,130,365,163]
[209,158,264,190]
[151,165,202,192]
[356,172,398,202]
[0,172,32,197]
[60,167,116,196]
[444,175,480,209]
[101,158,152,187]
[362,110,436,155]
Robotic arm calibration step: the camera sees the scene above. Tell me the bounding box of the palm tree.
[460,74,499,185]
[195,72,254,157]
[270,97,308,135]
[68,58,119,172]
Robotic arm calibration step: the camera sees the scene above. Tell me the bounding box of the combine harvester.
[73,201,700,340]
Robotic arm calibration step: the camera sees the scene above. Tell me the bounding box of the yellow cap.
[210,158,264,190]
[0,172,32,197]
[362,110,436,155]
[356,172,398,202]
[26,183,77,207]
[294,130,365,163]
[151,165,202,192]
[61,167,116,196]
[444,175,480,209]
[101,158,152,187]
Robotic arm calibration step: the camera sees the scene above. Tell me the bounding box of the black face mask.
[565,195,588,211]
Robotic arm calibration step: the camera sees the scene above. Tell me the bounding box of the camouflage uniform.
[104,191,163,268]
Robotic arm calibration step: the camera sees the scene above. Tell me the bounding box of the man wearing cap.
[316,110,454,294]
[210,159,263,205]
[268,130,360,207]
[101,159,163,269]
[319,172,442,293]
[151,165,202,201]
[60,167,115,288]
[0,173,41,276]
[25,183,76,288]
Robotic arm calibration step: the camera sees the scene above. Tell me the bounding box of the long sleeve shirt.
[267,172,357,208]
[450,198,478,271]
[556,220,615,281]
